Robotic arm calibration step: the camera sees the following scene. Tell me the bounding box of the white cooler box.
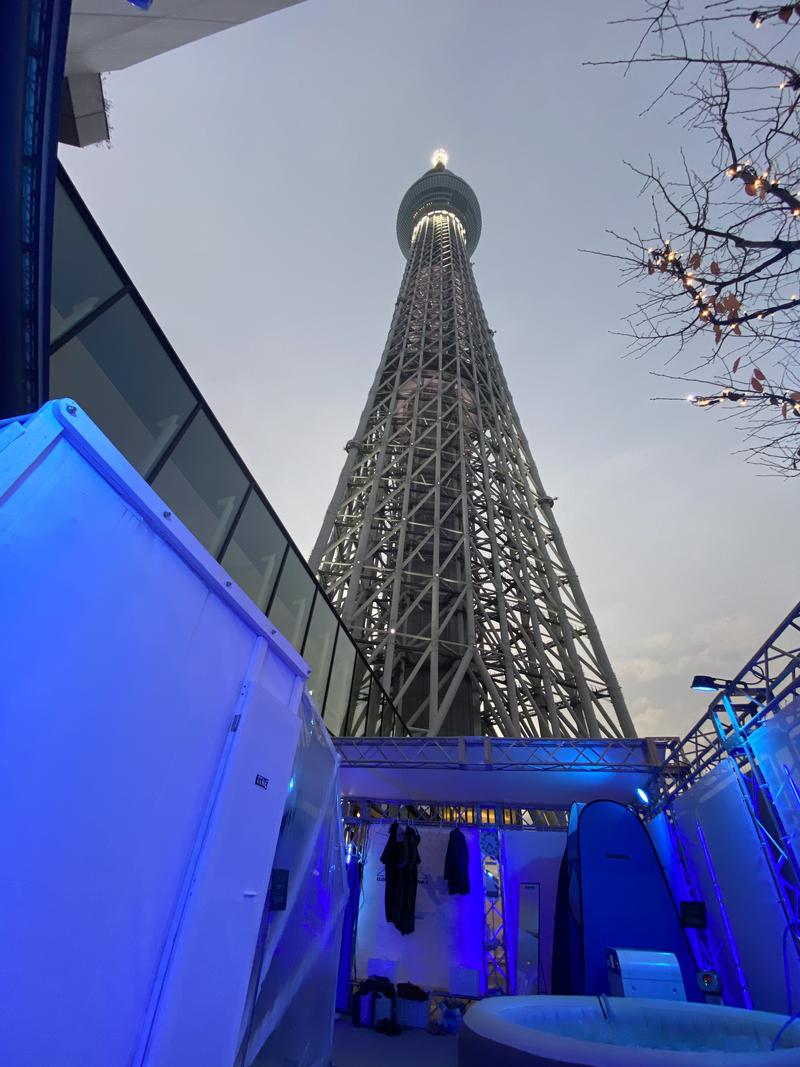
[606,949,686,1001]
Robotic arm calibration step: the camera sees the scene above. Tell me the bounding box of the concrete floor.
[331,1018,458,1067]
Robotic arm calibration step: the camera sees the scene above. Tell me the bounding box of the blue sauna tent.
[553,800,700,999]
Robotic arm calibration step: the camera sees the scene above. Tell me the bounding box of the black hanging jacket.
[380,821,422,934]
[444,827,470,895]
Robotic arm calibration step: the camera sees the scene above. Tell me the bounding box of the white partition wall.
[670,758,799,1012]
[501,829,567,995]
[647,810,720,985]
[0,401,307,1067]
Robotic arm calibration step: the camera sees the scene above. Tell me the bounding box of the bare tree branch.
[591,0,800,474]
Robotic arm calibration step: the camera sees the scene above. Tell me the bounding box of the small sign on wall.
[269,869,289,911]
[680,900,707,928]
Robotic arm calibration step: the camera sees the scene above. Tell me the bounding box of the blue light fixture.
[691,675,720,692]
[288,775,296,793]
[691,674,770,701]
[127,0,154,9]
[635,787,650,806]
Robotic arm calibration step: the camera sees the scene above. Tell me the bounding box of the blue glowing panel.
[570,800,699,999]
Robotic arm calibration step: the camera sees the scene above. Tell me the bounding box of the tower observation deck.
[310,152,635,740]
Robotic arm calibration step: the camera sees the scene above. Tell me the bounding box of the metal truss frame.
[652,600,800,810]
[648,600,800,992]
[311,189,634,741]
[661,812,719,975]
[480,828,510,995]
[342,798,478,826]
[334,734,667,772]
[341,797,569,830]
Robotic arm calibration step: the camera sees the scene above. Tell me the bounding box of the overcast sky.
[60,0,798,739]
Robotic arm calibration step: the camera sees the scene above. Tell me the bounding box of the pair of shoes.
[375,1019,402,1036]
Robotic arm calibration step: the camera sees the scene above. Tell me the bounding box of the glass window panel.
[50,295,196,475]
[389,701,405,737]
[347,657,372,738]
[268,549,314,651]
[301,595,338,705]
[366,680,383,737]
[51,180,124,342]
[323,627,356,735]
[378,692,392,737]
[151,410,248,557]
[220,493,286,611]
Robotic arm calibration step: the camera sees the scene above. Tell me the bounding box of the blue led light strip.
[785,765,800,810]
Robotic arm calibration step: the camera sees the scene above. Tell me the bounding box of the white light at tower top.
[431,147,448,168]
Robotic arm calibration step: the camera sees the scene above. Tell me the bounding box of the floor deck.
[331,1018,458,1067]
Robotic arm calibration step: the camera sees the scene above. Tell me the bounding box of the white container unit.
[0,400,309,1067]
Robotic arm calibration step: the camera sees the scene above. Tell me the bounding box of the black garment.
[444,827,470,895]
[380,821,421,934]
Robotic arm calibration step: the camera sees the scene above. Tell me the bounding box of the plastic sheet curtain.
[336,854,361,1012]
[238,693,348,1067]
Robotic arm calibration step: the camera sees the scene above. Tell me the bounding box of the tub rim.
[460,995,800,1066]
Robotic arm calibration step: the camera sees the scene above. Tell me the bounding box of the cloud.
[687,614,757,662]
[618,614,756,682]
[615,612,761,737]
[641,630,675,652]
[628,695,674,738]
[615,657,670,684]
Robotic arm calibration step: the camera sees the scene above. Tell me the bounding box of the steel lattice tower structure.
[310,152,635,740]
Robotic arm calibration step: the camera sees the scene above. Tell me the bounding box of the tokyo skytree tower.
[310,151,635,740]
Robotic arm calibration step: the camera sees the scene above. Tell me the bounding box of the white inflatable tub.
[458,996,800,1067]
